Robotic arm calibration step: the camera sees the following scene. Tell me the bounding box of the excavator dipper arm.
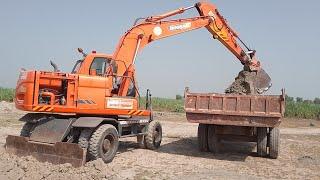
[195,3,260,70]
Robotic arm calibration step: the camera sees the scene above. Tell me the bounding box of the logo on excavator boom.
[153,26,162,36]
[169,22,191,31]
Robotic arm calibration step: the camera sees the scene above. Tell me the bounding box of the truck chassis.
[185,88,285,158]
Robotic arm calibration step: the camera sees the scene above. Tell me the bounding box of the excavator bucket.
[225,68,272,95]
[5,135,86,167]
[255,68,272,93]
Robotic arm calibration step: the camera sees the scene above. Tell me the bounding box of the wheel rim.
[102,134,115,155]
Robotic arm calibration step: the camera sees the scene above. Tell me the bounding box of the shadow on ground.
[118,137,258,162]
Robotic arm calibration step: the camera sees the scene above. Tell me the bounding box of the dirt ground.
[0,101,320,180]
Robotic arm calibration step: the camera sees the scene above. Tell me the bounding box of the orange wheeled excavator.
[6,2,271,166]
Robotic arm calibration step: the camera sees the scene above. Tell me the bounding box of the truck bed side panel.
[184,90,285,127]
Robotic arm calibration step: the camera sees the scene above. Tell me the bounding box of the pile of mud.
[225,70,259,95]
[0,150,117,179]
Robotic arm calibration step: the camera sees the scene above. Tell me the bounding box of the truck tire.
[198,124,209,152]
[88,124,119,163]
[20,122,35,137]
[207,125,219,153]
[257,127,267,157]
[78,129,92,149]
[269,127,280,159]
[145,120,162,150]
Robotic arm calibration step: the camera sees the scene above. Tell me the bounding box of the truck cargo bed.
[184,88,285,127]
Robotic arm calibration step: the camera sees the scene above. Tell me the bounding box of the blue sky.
[0,0,319,99]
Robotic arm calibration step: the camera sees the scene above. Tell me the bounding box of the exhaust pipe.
[50,60,60,72]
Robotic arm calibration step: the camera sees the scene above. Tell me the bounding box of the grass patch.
[139,97,184,113]
[285,101,320,119]
[0,87,15,102]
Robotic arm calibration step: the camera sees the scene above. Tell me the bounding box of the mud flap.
[5,135,86,167]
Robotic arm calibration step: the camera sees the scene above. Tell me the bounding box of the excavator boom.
[113,2,271,95]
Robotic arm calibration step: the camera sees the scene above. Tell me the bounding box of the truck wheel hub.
[103,139,111,151]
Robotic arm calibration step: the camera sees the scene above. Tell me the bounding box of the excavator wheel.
[88,124,119,163]
[144,120,162,150]
[78,129,92,149]
[78,129,93,161]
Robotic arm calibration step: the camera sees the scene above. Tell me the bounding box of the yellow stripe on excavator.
[32,106,54,112]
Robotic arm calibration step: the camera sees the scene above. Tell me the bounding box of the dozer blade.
[5,135,86,167]
[255,68,272,93]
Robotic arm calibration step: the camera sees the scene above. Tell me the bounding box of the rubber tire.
[78,129,92,149]
[269,127,280,159]
[198,124,209,152]
[207,125,219,153]
[145,120,162,150]
[257,127,268,157]
[88,124,119,163]
[20,122,35,137]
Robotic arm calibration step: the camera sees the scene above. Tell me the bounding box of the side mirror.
[77,48,87,57]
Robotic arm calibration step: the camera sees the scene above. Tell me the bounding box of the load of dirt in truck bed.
[225,70,259,95]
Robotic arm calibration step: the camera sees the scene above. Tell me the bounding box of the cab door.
[77,57,112,110]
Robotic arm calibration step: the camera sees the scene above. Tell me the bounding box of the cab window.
[89,57,109,76]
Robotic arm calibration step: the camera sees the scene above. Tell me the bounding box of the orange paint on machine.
[6,1,272,167]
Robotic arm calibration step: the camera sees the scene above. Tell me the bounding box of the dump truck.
[6,1,272,166]
[185,88,285,158]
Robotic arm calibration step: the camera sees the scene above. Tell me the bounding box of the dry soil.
[0,102,319,180]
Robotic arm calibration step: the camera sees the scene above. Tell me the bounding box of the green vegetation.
[139,97,184,113]
[285,95,320,119]
[0,87,15,102]
[175,94,183,100]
